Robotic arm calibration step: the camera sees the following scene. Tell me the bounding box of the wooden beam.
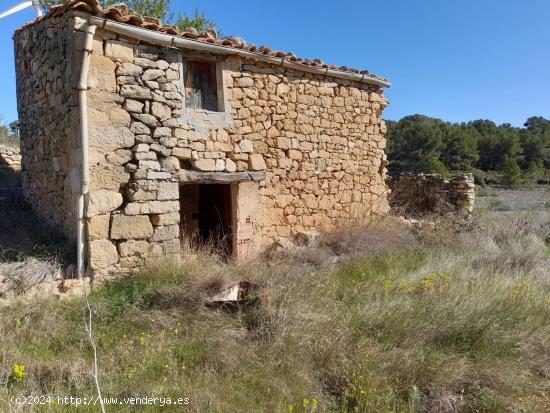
[176,170,265,184]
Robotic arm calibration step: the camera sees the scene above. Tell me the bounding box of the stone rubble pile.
[0,145,21,171]
[388,173,475,215]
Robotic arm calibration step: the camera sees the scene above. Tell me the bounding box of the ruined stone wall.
[0,145,21,171]
[14,12,86,237]
[388,173,475,215]
[83,28,390,272]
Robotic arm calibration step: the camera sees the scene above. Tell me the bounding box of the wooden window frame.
[182,56,225,113]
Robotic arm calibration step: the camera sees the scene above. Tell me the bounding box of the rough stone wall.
[388,173,475,215]
[0,145,21,171]
[85,29,391,272]
[16,15,390,274]
[84,30,390,273]
[14,12,86,238]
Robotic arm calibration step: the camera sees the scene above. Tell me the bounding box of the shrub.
[501,156,523,187]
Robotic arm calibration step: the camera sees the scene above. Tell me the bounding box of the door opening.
[180,184,233,256]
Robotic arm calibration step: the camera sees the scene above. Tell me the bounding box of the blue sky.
[0,0,549,126]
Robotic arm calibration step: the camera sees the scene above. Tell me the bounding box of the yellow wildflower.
[11,364,26,382]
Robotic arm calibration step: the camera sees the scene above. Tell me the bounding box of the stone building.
[14,0,391,275]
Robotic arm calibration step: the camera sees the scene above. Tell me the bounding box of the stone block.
[192,158,216,171]
[121,85,152,100]
[239,139,253,153]
[154,127,172,138]
[225,158,237,172]
[133,114,160,127]
[143,69,165,81]
[150,212,180,226]
[116,63,143,77]
[105,40,134,62]
[139,160,161,171]
[130,122,151,135]
[88,55,116,92]
[87,190,123,217]
[276,136,291,150]
[119,240,151,257]
[160,137,177,148]
[125,201,179,215]
[124,99,144,113]
[111,215,154,240]
[172,147,192,160]
[90,165,130,191]
[162,239,181,254]
[89,126,135,152]
[288,149,303,160]
[248,154,267,171]
[109,108,131,128]
[150,144,172,157]
[215,159,226,171]
[89,240,119,270]
[235,77,254,87]
[157,181,179,201]
[88,214,110,240]
[161,156,180,171]
[151,102,172,119]
[152,225,180,242]
[148,171,172,180]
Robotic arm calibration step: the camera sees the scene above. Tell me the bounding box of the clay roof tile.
[16,0,388,84]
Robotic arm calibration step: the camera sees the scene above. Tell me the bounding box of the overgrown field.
[0,190,549,412]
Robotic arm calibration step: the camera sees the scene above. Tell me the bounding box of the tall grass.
[0,210,549,412]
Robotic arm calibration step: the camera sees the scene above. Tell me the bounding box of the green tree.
[421,156,449,175]
[126,0,170,20]
[173,9,216,33]
[521,116,550,169]
[387,115,444,174]
[526,160,545,181]
[440,124,479,171]
[501,156,523,187]
[473,121,523,171]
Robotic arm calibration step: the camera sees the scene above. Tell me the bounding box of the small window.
[184,60,221,112]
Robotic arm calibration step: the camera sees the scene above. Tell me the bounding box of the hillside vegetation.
[0,192,549,412]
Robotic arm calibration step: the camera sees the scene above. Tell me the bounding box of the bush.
[501,156,523,187]
[421,156,449,176]
[487,199,511,211]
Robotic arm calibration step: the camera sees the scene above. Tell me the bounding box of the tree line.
[386,115,550,185]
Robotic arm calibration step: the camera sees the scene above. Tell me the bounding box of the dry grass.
[0,199,549,412]
[0,167,69,298]
[475,186,549,212]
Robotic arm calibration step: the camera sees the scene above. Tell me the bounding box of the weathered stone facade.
[388,173,475,215]
[15,9,391,274]
[14,13,83,238]
[0,145,21,171]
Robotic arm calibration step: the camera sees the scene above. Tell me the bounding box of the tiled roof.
[18,0,389,85]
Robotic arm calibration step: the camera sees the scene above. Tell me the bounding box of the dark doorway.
[180,184,233,256]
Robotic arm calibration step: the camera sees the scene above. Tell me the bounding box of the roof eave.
[89,16,391,88]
